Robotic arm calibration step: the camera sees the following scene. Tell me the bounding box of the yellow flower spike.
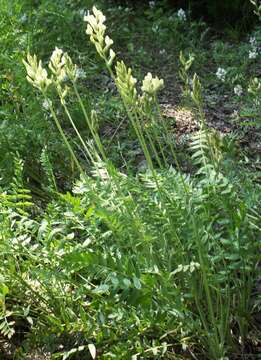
[84,7,106,37]
[48,48,77,83]
[84,6,115,67]
[115,61,137,104]
[63,53,77,81]
[49,47,67,84]
[49,47,63,70]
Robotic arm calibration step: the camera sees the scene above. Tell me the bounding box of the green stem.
[72,81,107,162]
[44,95,84,176]
[153,96,188,194]
[61,100,97,165]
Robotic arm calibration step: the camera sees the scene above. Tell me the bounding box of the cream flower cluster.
[23,54,52,91]
[49,47,77,83]
[84,6,115,66]
[84,7,164,100]
[141,72,164,95]
[177,8,186,21]
[49,47,67,82]
[23,48,78,105]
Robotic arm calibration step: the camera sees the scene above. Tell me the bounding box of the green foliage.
[1,154,260,358]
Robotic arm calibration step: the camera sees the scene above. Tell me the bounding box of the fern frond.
[40,146,58,192]
[190,129,209,167]
[1,157,32,215]
[0,312,15,339]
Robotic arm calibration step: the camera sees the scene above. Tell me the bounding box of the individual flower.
[107,49,116,66]
[234,85,243,96]
[177,8,186,21]
[216,67,227,82]
[141,72,164,95]
[149,1,155,8]
[23,54,52,91]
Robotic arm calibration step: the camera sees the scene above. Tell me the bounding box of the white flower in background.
[249,36,256,46]
[42,99,51,111]
[231,110,239,118]
[149,1,155,8]
[248,35,259,59]
[79,9,87,18]
[76,68,86,79]
[159,49,166,55]
[177,8,186,21]
[234,85,243,96]
[141,72,164,95]
[20,14,27,23]
[152,24,159,33]
[249,48,258,59]
[216,67,227,82]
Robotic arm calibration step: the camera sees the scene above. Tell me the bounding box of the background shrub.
[114,0,255,30]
